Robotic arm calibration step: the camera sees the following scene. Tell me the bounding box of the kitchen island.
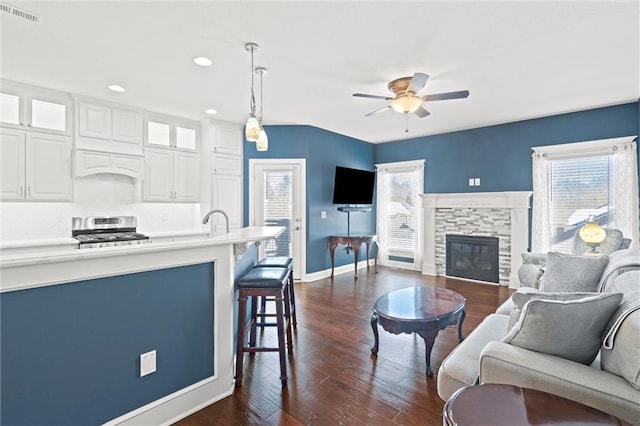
[0,226,284,426]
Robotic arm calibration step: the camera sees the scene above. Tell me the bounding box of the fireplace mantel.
[420,191,532,288]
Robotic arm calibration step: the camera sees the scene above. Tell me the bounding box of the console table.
[329,235,377,279]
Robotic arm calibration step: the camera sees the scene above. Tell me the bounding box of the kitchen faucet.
[202,209,230,233]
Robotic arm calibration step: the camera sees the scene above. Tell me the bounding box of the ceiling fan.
[353,72,469,119]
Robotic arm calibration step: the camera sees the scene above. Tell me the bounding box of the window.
[531,137,638,253]
[376,160,424,269]
[548,155,613,252]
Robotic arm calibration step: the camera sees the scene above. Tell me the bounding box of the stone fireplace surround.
[420,192,532,288]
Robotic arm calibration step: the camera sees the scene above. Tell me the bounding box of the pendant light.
[255,66,268,151]
[244,42,260,142]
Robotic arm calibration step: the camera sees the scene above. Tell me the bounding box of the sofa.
[437,248,640,424]
[518,228,631,288]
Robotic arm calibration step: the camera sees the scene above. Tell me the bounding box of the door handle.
[295,226,300,231]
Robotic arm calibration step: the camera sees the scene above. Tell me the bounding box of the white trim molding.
[420,191,532,288]
[532,135,636,159]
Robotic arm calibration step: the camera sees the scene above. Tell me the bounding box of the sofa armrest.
[479,341,640,424]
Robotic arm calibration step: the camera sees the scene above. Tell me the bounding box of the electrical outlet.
[474,178,481,186]
[468,178,475,187]
[321,211,327,219]
[140,350,156,377]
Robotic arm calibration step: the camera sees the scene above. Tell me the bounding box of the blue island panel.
[1,262,215,425]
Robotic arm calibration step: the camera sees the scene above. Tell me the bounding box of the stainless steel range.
[72,216,150,249]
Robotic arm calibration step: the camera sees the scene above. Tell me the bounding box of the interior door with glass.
[250,159,305,280]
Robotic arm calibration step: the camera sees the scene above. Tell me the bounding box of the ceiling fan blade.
[423,90,470,102]
[353,93,393,100]
[365,105,391,117]
[414,106,431,118]
[407,72,429,94]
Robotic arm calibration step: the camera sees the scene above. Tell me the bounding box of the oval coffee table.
[370,286,466,376]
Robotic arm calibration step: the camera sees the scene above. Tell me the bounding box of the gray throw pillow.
[508,288,599,331]
[522,252,547,266]
[601,308,640,389]
[503,292,623,364]
[538,252,609,293]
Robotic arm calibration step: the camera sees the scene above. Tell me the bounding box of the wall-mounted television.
[332,166,375,205]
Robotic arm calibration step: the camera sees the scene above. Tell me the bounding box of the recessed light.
[108,84,125,93]
[205,109,218,115]
[193,56,212,67]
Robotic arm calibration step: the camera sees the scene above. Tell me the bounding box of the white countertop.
[0,226,285,292]
[1,226,283,267]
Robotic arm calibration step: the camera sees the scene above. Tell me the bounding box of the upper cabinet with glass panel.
[0,80,72,135]
[145,115,199,152]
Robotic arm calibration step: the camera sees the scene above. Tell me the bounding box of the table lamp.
[578,216,606,253]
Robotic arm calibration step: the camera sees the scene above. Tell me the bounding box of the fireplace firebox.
[446,235,499,283]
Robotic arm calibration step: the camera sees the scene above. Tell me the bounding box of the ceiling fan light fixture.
[391,95,422,113]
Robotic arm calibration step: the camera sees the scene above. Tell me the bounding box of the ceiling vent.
[0,2,40,23]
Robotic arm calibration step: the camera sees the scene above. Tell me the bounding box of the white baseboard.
[104,375,234,426]
[303,260,373,282]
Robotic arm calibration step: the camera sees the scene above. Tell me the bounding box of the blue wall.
[1,264,214,425]
[244,103,639,275]
[244,125,376,274]
[375,102,639,194]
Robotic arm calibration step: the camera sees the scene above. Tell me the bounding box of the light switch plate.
[321,211,327,219]
[140,350,156,377]
[468,178,475,186]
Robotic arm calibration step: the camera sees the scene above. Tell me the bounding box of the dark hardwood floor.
[175,266,512,426]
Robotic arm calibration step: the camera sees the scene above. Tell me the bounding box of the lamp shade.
[245,115,260,141]
[579,219,607,245]
[256,126,268,151]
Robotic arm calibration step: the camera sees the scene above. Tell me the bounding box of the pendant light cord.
[249,45,256,116]
[259,70,264,123]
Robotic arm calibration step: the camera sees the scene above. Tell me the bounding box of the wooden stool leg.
[275,291,288,387]
[235,292,247,387]
[283,284,293,352]
[288,270,297,329]
[249,295,258,347]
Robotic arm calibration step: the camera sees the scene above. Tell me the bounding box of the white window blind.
[386,170,417,255]
[263,170,292,257]
[548,154,614,252]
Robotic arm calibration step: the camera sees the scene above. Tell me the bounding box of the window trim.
[532,136,635,160]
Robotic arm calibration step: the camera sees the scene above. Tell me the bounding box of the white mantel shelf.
[421,191,532,209]
[420,191,532,288]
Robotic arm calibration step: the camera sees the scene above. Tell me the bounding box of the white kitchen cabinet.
[77,101,143,143]
[112,109,143,143]
[146,116,199,152]
[78,102,111,140]
[1,79,72,135]
[212,121,242,156]
[1,129,71,201]
[211,173,242,232]
[211,152,242,176]
[143,147,198,202]
[75,149,143,179]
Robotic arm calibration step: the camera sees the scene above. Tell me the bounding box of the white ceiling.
[1,1,638,143]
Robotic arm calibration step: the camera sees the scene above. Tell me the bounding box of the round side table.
[443,384,623,425]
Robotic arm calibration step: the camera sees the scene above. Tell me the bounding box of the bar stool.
[236,266,291,387]
[254,256,297,329]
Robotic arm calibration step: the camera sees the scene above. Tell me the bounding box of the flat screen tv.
[332,166,375,205]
